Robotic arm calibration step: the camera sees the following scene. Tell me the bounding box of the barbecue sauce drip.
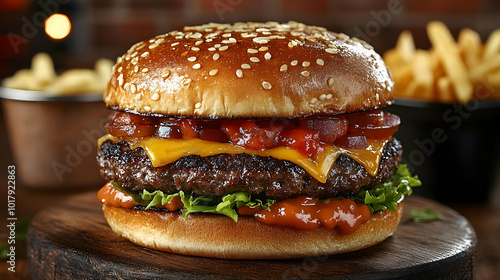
[97,183,182,211]
[98,182,136,208]
[253,196,370,233]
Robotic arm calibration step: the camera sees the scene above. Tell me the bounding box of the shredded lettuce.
[354,164,421,213]
[110,164,419,221]
[112,182,274,222]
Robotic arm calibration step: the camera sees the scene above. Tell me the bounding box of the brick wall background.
[1,0,499,78]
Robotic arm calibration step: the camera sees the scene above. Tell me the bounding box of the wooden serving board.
[28,192,476,279]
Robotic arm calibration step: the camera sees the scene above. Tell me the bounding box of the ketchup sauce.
[98,182,137,208]
[254,196,370,233]
[97,183,183,211]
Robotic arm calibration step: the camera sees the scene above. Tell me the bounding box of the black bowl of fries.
[384,22,500,203]
[388,98,500,203]
[0,53,113,190]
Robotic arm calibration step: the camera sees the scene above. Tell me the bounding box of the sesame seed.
[141,52,149,58]
[222,39,232,44]
[241,63,251,69]
[291,60,298,66]
[188,56,197,62]
[326,94,332,99]
[195,102,202,109]
[280,64,288,72]
[131,51,138,58]
[213,53,220,61]
[236,69,243,78]
[325,48,338,54]
[247,48,258,54]
[134,94,141,101]
[130,84,137,93]
[118,66,123,72]
[311,98,317,103]
[253,37,269,44]
[151,93,160,101]
[118,79,123,86]
[208,47,216,51]
[219,45,229,51]
[337,33,350,40]
[209,69,218,76]
[171,42,179,46]
[134,66,139,73]
[191,47,200,51]
[262,81,272,90]
[144,105,151,111]
[241,32,258,38]
[258,47,268,51]
[149,43,159,49]
[301,71,310,77]
[195,40,203,46]
[328,77,334,86]
[302,61,310,67]
[142,68,149,73]
[264,52,271,60]
[250,57,260,63]
[192,63,201,69]
[214,44,221,48]
[288,42,294,48]
[131,57,139,65]
[182,78,192,86]
[319,94,326,100]
[222,33,231,37]
[162,70,170,79]
[316,59,324,66]
[155,38,164,44]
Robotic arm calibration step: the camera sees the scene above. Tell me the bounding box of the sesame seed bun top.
[104,21,394,118]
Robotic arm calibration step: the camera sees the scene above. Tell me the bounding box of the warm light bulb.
[45,13,71,40]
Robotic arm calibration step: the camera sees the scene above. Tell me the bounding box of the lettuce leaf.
[354,164,421,213]
[112,182,274,222]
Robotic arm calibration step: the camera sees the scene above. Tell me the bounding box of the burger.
[96,21,420,259]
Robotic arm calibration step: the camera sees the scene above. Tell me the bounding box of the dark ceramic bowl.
[387,98,500,203]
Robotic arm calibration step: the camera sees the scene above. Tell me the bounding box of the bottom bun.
[102,202,404,259]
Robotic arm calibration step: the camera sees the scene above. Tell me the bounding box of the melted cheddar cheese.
[98,134,388,183]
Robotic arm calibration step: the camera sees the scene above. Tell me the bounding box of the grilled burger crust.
[97,138,402,199]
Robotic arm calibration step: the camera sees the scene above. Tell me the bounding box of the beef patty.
[97,138,403,199]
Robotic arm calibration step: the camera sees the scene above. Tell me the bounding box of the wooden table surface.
[0,113,499,280]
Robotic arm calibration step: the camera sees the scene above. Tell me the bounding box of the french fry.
[31,52,56,88]
[436,77,455,103]
[395,30,415,62]
[427,21,473,104]
[2,69,40,90]
[469,55,500,81]
[95,58,114,90]
[49,69,100,94]
[392,64,413,95]
[482,29,500,61]
[410,50,433,100]
[458,28,482,68]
